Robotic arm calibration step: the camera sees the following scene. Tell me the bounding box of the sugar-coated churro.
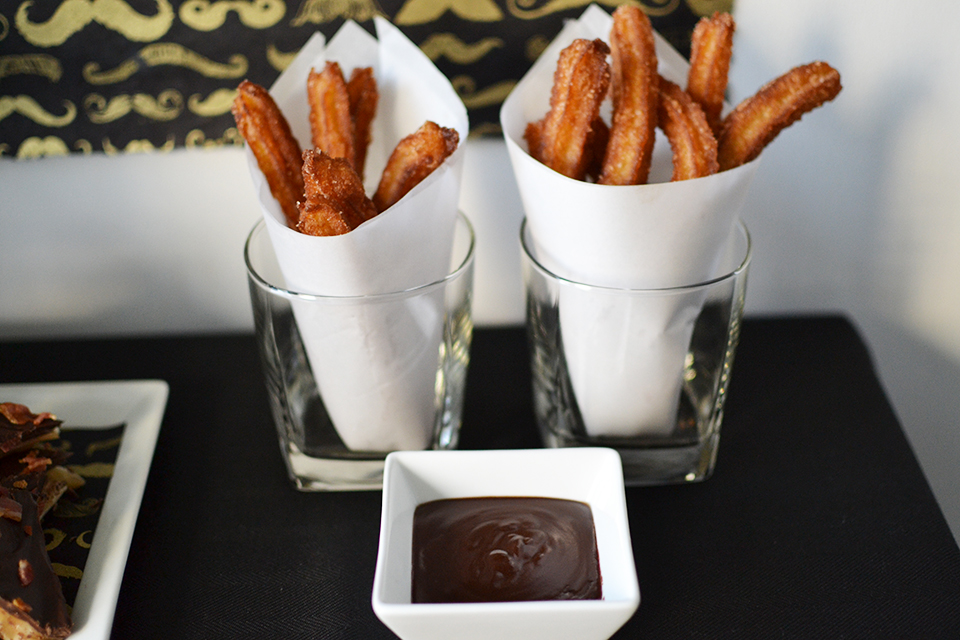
[658,76,719,181]
[307,61,356,168]
[522,10,841,183]
[717,61,842,171]
[232,80,304,227]
[687,12,735,136]
[237,56,460,236]
[598,5,659,185]
[297,149,378,236]
[373,121,459,212]
[346,66,378,181]
[525,38,611,181]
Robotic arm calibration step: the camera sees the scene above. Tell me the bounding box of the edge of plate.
[0,380,169,640]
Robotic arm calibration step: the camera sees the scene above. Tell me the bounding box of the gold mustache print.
[15,0,175,47]
[418,33,503,64]
[450,74,515,109]
[0,94,76,126]
[83,43,248,84]
[85,435,123,457]
[46,528,69,551]
[68,462,116,478]
[179,0,285,32]
[103,135,176,154]
[76,530,94,549]
[13,135,72,158]
[85,90,183,123]
[185,126,243,148]
[53,564,84,580]
[394,0,501,24]
[506,0,679,20]
[0,53,62,82]
[266,43,299,72]
[684,0,731,17]
[291,0,381,25]
[187,87,237,116]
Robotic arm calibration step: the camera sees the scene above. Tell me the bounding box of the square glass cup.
[244,213,475,491]
[521,219,751,485]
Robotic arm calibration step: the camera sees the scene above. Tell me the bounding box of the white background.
[2,0,958,543]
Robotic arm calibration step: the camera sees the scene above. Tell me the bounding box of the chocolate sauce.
[411,496,601,603]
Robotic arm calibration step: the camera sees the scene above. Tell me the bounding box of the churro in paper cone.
[501,5,758,438]
[243,19,469,451]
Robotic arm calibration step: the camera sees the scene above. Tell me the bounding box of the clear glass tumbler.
[245,213,475,490]
[521,219,751,485]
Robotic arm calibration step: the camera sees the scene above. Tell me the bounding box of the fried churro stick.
[296,149,378,236]
[658,77,719,181]
[528,113,608,182]
[598,6,658,185]
[232,80,304,227]
[373,121,459,212]
[525,38,611,181]
[307,61,356,168]
[347,66,378,180]
[687,12,735,136]
[717,61,842,171]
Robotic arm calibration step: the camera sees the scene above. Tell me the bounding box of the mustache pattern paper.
[242,18,469,452]
[501,5,758,438]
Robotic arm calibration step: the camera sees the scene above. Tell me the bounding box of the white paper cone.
[502,5,757,438]
[292,290,445,452]
[242,19,469,451]
[560,289,700,437]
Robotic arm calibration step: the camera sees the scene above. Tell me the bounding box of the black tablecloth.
[2,315,959,638]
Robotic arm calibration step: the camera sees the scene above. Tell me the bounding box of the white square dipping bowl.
[371,448,640,640]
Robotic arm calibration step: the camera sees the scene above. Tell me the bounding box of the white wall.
[1,148,260,337]
[2,0,958,543]
[728,0,960,545]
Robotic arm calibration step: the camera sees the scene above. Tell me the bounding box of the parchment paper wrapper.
[501,5,758,438]
[243,18,469,452]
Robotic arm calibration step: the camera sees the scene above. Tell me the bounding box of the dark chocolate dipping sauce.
[411,496,601,603]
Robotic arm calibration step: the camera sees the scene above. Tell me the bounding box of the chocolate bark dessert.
[0,404,75,640]
[0,489,72,639]
[0,404,60,457]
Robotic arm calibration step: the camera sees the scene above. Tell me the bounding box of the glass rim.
[520,217,751,294]
[245,211,475,302]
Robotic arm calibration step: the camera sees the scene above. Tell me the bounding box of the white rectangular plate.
[0,380,169,640]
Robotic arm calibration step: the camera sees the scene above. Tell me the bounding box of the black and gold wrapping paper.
[0,0,730,159]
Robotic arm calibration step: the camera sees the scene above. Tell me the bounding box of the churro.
[373,121,459,212]
[232,80,304,227]
[307,62,356,169]
[347,66,378,180]
[687,12,735,136]
[598,5,658,185]
[717,61,842,171]
[297,149,378,236]
[525,38,611,181]
[522,10,841,183]
[658,76,719,181]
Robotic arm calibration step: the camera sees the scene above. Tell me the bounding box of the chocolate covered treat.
[0,404,75,640]
[0,404,61,457]
[0,489,72,639]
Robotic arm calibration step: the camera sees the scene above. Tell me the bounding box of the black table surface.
[2,315,959,638]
